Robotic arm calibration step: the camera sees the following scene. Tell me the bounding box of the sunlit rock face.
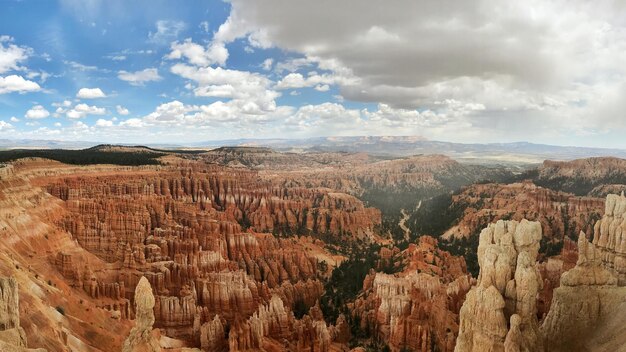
[540,193,626,352]
[123,276,161,352]
[455,195,626,352]
[455,219,544,352]
[0,277,28,349]
[592,193,626,285]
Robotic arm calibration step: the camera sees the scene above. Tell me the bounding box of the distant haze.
[2,136,626,165]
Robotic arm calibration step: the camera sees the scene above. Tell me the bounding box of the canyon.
[0,150,624,351]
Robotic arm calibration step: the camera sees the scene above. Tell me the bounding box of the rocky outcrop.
[226,294,347,351]
[536,157,626,195]
[442,181,603,242]
[353,236,472,352]
[541,232,626,351]
[197,315,226,352]
[0,277,46,352]
[592,193,626,285]
[0,277,27,349]
[123,276,161,352]
[455,219,544,352]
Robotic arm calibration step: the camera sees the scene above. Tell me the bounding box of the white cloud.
[10,116,19,122]
[275,71,356,90]
[262,58,273,71]
[314,84,330,92]
[110,55,126,61]
[54,122,62,127]
[118,68,162,85]
[25,105,50,119]
[148,20,186,43]
[0,39,32,74]
[76,87,106,99]
[63,60,100,72]
[170,63,279,113]
[116,105,129,115]
[210,0,626,141]
[95,118,114,127]
[0,75,41,94]
[119,118,143,128]
[167,39,228,67]
[0,121,13,130]
[52,100,72,108]
[26,70,51,83]
[199,21,210,33]
[66,103,106,119]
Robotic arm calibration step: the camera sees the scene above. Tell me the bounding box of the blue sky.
[1,0,626,147]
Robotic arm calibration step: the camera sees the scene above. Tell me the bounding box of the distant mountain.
[2,136,626,164]
[191,137,626,164]
[0,139,98,150]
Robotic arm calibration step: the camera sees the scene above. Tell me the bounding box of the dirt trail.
[398,200,421,241]
[399,209,411,241]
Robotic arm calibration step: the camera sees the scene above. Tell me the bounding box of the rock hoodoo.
[592,193,626,285]
[353,236,472,352]
[0,277,45,352]
[123,276,161,352]
[0,277,28,349]
[541,230,626,351]
[455,219,544,352]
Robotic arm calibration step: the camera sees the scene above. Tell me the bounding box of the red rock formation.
[123,276,161,352]
[442,181,603,244]
[353,236,472,352]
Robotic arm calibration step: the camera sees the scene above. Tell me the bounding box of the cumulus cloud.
[170,64,279,113]
[95,118,114,127]
[119,118,143,128]
[0,120,13,130]
[10,117,19,122]
[116,105,129,115]
[25,105,50,119]
[314,84,329,92]
[167,39,228,67]
[0,38,32,74]
[77,87,106,99]
[118,68,162,85]
[66,103,106,119]
[262,58,273,71]
[0,38,40,94]
[275,71,355,90]
[0,75,41,94]
[52,100,72,108]
[209,0,626,138]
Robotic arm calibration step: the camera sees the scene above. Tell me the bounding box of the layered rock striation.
[443,181,603,242]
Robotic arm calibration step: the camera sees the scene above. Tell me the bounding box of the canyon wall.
[443,182,603,242]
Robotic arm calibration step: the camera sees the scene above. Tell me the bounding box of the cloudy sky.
[1,0,626,147]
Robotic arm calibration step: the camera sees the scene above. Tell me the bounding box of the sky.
[1,0,626,147]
